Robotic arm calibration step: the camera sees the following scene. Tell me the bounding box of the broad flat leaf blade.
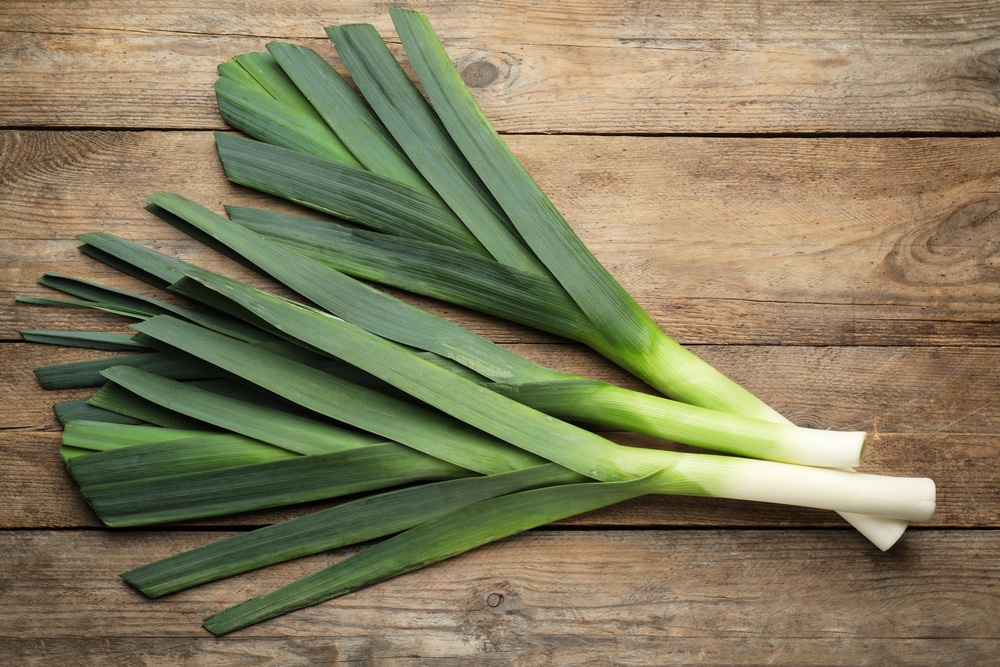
[75,442,468,527]
[34,351,215,390]
[130,314,544,475]
[21,330,148,351]
[62,420,216,452]
[214,132,488,255]
[54,398,145,426]
[123,462,582,597]
[202,470,665,635]
[68,433,295,487]
[225,205,607,350]
[328,23,544,273]
[100,365,383,456]
[215,75,360,166]
[266,41,427,191]
[150,192,558,384]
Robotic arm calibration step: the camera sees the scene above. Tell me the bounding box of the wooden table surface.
[2,2,998,664]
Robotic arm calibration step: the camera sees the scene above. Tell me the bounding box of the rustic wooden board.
[2,1,998,663]
[0,530,997,665]
[1,638,997,667]
[2,1,999,132]
[3,131,999,346]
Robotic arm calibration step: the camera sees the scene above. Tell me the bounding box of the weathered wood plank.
[1,637,996,667]
[3,131,999,346]
[2,2,995,663]
[2,1,999,132]
[1,530,996,654]
[7,237,999,348]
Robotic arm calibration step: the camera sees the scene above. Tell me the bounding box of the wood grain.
[2,1,999,132]
[3,131,999,346]
[1,529,996,665]
[2,1,998,661]
[1,638,996,667]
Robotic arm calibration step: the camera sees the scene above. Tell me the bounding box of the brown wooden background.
[2,1,998,664]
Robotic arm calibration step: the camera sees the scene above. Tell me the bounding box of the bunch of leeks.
[20,8,935,635]
[211,8,920,548]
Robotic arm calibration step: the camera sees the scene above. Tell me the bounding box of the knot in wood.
[461,59,500,88]
[486,592,504,607]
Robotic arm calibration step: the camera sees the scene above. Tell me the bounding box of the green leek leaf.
[130,313,546,475]
[214,132,489,255]
[21,330,149,351]
[74,442,469,527]
[328,23,544,273]
[202,470,667,635]
[124,463,582,597]
[265,41,428,191]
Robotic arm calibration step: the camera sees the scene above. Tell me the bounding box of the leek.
[35,199,868,467]
[146,193,867,468]
[208,12,907,548]
[139,276,934,523]
[33,250,925,522]
[14,10,941,636]
[105,272,930,633]
[21,222,934,629]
